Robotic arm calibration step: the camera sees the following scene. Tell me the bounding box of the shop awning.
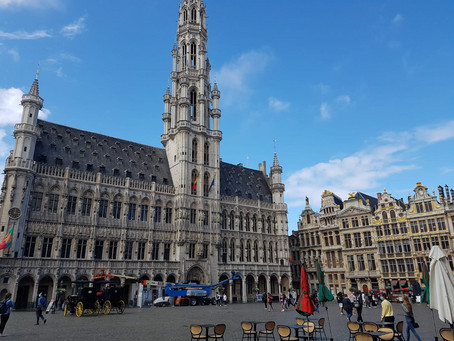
[399,280,407,285]
[391,280,399,286]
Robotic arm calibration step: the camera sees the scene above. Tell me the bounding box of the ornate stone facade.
[0,0,291,308]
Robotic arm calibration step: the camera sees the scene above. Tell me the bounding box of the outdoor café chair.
[394,321,404,341]
[241,321,257,340]
[377,327,394,341]
[296,318,305,326]
[440,328,454,341]
[302,321,315,340]
[208,324,226,340]
[314,318,327,339]
[259,321,276,340]
[190,324,208,340]
[276,325,298,341]
[347,321,361,341]
[355,333,374,341]
[362,322,378,332]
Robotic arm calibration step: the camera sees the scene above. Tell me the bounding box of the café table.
[287,324,309,339]
[246,321,265,341]
[366,330,387,341]
[199,324,215,338]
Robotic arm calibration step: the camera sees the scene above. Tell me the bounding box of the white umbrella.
[429,245,454,338]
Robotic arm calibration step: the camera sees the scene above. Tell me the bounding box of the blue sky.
[1,0,453,233]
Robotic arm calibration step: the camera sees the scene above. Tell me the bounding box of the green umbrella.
[421,263,430,304]
[316,262,334,302]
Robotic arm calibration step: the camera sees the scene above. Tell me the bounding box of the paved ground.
[1,301,450,340]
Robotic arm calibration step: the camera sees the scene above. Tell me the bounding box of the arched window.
[229,239,235,262]
[269,242,273,263]
[246,213,250,231]
[182,44,187,69]
[183,9,188,23]
[253,241,258,262]
[246,241,252,262]
[190,42,197,68]
[390,210,396,222]
[204,142,209,165]
[190,89,197,121]
[221,210,227,229]
[261,215,266,233]
[382,211,388,223]
[239,240,244,262]
[267,216,272,234]
[229,211,235,230]
[191,7,197,22]
[203,172,210,197]
[307,214,311,224]
[191,169,198,195]
[192,138,198,162]
[263,241,267,263]
[252,214,257,232]
[222,239,227,263]
[239,212,244,231]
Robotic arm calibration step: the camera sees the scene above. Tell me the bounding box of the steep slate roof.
[356,192,378,211]
[33,120,173,186]
[220,161,272,203]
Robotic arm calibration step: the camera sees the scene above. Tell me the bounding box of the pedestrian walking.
[280,293,285,312]
[216,293,221,306]
[267,292,273,312]
[402,295,422,341]
[222,293,227,306]
[342,294,353,321]
[354,291,364,322]
[380,293,394,330]
[36,292,47,325]
[0,293,14,337]
[262,292,267,310]
[337,292,344,315]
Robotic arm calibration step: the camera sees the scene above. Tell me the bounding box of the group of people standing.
[261,292,295,312]
[215,293,228,306]
[337,290,422,341]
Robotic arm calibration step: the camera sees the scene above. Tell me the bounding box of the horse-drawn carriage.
[63,282,126,317]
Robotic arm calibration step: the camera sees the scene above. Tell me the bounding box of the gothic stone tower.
[161,0,222,283]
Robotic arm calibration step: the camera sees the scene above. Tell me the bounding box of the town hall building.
[0,0,291,308]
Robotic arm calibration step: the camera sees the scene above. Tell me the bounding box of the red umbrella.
[296,266,316,316]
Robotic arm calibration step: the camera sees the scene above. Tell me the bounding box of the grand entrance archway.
[186,266,205,284]
[17,275,34,309]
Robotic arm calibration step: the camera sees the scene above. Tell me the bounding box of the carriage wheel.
[103,300,112,315]
[118,300,125,314]
[63,304,68,316]
[75,302,83,317]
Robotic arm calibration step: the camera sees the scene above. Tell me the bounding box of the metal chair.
[259,321,276,340]
[190,325,208,340]
[208,324,226,340]
[354,333,374,341]
[362,322,378,332]
[296,318,305,326]
[241,321,257,340]
[440,328,454,341]
[314,318,327,340]
[347,322,361,341]
[302,321,316,340]
[377,327,394,341]
[276,325,298,341]
[394,321,404,341]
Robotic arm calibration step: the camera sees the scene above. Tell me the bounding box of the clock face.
[8,207,21,220]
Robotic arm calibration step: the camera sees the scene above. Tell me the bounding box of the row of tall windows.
[409,218,446,233]
[219,239,278,264]
[191,140,210,165]
[341,215,370,228]
[220,211,275,233]
[347,253,376,272]
[24,236,161,261]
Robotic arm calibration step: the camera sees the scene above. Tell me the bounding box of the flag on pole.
[0,227,14,250]
[208,177,215,192]
[191,176,198,192]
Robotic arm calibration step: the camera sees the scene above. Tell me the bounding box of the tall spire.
[273,151,279,167]
[29,64,40,97]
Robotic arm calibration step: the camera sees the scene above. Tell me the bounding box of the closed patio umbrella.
[429,245,454,339]
[295,266,316,317]
[421,263,430,304]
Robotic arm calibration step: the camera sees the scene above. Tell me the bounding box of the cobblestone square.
[2,301,450,340]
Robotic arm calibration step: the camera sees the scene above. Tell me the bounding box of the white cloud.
[61,17,86,38]
[0,30,51,40]
[317,84,331,95]
[336,95,351,104]
[320,102,330,120]
[214,49,273,105]
[285,143,413,210]
[7,48,19,61]
[0,129,9,157]
[268,97,290,112]
[414,120,454,144]
[0,0,60,9]
[392,14,404,25]
[0,88,23,125]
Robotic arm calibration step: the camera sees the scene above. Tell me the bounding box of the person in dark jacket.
[0,293,14,337]
[342,294,353,321]
[36,292,47,325]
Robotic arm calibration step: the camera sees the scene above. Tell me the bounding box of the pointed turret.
[270,151,284,204]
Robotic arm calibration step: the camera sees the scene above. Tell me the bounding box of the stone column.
[242,276,247,303]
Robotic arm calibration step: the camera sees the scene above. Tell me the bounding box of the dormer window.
[113,169,120,176]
